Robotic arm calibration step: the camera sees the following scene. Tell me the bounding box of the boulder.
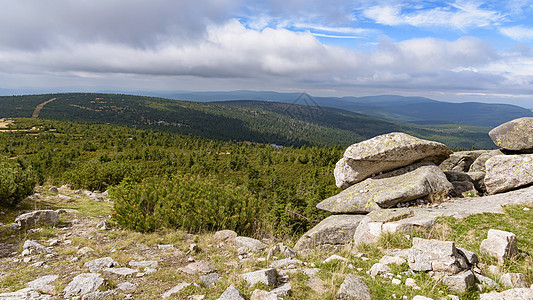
[335,274,371,300]
[103,267,138,276]
[369,263,390,276]
[449,181,478,198]
[484,154,533,194]
[480,229,518,265]
[480,288,533,300]
[319,164,452,212]
[335,132,452,188]
[84,257,119,273]
[14,210,59,228]
[294,214,365,251]
[213,230,238,243]
[234,237,267,252]
[179,261,216,275]
[468,150,503,172]
[439,150,487,172]
[23,240,56,254]
[500,273,528,288]
[218,285,245,300]
[200,273,219,287]
[26,275,58,294]
[408,238,461,274]
[271,283,291,296]
[442,270,476,292]
[489,117,533,152]
[63,273,104,298]
[241,268,277,287]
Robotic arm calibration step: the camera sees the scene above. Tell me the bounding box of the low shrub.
[62,160,133,191]
[0,158,37,207]
[111,175,261,235]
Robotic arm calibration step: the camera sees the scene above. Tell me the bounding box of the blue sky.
[1,0,532,107]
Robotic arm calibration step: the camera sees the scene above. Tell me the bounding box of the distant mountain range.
[136,90,533,127]
[0,93,496,149]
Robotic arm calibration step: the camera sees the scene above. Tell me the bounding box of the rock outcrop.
[484,154,533,194]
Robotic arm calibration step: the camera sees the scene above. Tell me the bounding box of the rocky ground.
[1,185,532,300]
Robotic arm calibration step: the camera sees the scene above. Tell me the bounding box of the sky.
[1,0,533,108]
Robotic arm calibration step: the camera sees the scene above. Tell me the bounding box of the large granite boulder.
[294,214,365,251]
[484,154,533,194]
[14,210,59,228]
[335,132,452,189]
[489,117,533,152]
[319,164,452,213]
[468,150,503,172]
[439,150,487,172]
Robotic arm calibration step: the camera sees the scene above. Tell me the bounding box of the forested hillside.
[0,93,495,149]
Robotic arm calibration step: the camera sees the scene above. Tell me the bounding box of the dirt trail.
[32,98,57,118]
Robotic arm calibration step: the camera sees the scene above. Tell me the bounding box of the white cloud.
[363,1,503,30]
[500,26,533,41]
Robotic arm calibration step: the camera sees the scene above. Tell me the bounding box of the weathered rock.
[84,257,119,273]
[128,260,158,269]
[103,267,138,276]
[489,117,533,152]
[267,243,297,258]
[0,288,51,299]
[335,132,452,189]
[26,275,58,294]
[439,150,487,172]
[379,255,406,265]
[269,258,302,269]
[485,154,533,194]
[271,283,291,296]
[408,238,461,274]
[250,290,278,300]
[318,164,452,212]
[200,273,220,287]
[213,230,238,243]
[480,229,518,265]
[500,273,528,288]
[218,285,245,300]
[234,237,267,252]
[442,270,476,292]
[480,288,533,300]
[334,158,359,189]
[323,254,348,263]
[295,214,365,251]
[474,273,500,290]
[335,274,371,300]
[456,247,478,266]
[63,273,104,298]
[369,263,391,276]
[179,261,216,275]
[117,282,137,291]
[241,268,277,287]
[23,240,56,254]
[15,210,59,228]
[468,150,503,172]
[81,290,119,300]
[162,282,191,298]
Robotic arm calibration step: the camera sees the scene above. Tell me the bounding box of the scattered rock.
[15,210,59,228]
[294,214,364,251]
[335,274,371,300]
[269,258,302,269]
[23,240,56,254]
[241,268,277,287]
[335,132,452,189]
[268,243,297,258]
[162,282,191,298]
[103,267,138,276]
[213,230,238,243]
[457,247,479,266]
[117,282,137,291]
[26,275,58,294]
[379,255,406,265]
[474,273,500,290]
[77,246,94,256]
[442,270,476,292]
[408,238,461,274]
[200,273,219,287]
[63,273,104,298]
[307,276,326,294]
[489,117,533,152]
[218,285,245,300]
[179,261,216,275]
[500,273,528,288]
[82,290,119,300]
[250,289,278,300]
[0,288,51,300]
[479,229,518,264]
[484,154,533,194]
[129,260,158,269]
[271,283,291,296]
[369,263,391,276]
[234,236,267,252]
[84,257,119,273]
[49,186,58,193]
[480,288,533,300]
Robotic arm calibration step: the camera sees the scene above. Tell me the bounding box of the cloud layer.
[0,0,532,106]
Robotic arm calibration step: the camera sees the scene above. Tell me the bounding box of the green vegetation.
[0,93,496,149]
[111,175,261,234]
[0,157,37,207]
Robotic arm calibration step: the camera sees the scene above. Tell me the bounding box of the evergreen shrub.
[111,174,261,234]
[0,158,36,207]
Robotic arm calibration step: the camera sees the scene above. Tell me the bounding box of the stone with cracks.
[489,117,533,152]
[26,275,58,294]
[319,164,452,212]
[218,285,245,300]
[294,214,365,251]
[335,132,452,189]
[84,257,119,273]
[162,283,191,298]
[63,273,104,298]
[408,238,461,274]
[468,150,503,172]
[335,274,371,300]
[234,237,267,252]
[241,268,277,287]
[479,229,518,265]
[15,210,59,228]
[442,270,476,292]
[484,154,533,194]
[439,150,487,172]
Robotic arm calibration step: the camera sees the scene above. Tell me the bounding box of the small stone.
[405,278,417,288]
[323,254,347,263]
[213,230,238,243]
[392,278,401,285]
[500,273,528,288]
[369,263,391,276]
[480,229,518,265]
[241,268,277,287]
[162,282,191,298]
[104,267,138,276]
[379,255,407,265]
[218,285,245,300]
[117,282,137,291]
[129,260,158,269]
[84,257,119,273]
[335,274,371,300]
[234,236,267,252]
[179,261,216,275]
